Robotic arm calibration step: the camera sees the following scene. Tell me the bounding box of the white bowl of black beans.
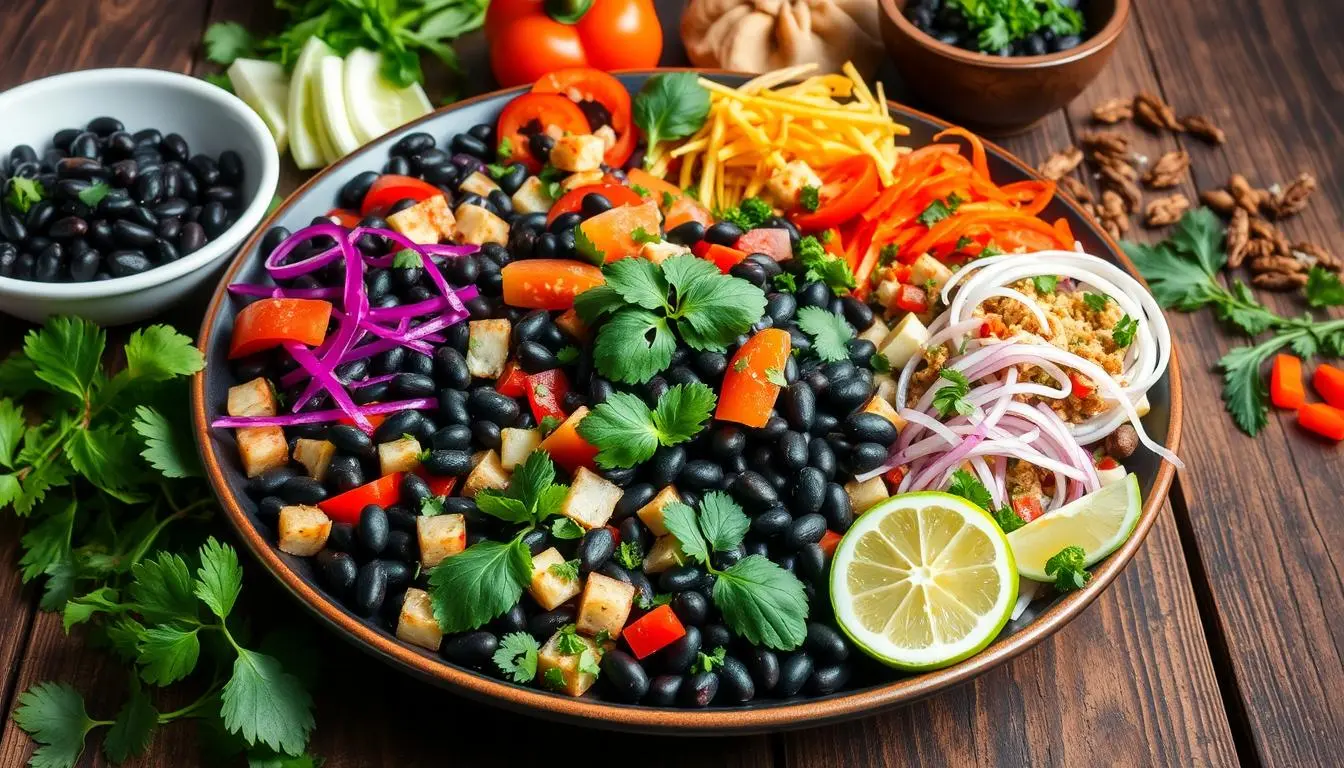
[0,68,279,325]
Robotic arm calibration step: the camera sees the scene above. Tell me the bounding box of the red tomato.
[323,208,361,228]
[497,93,590,173]
[497,360,529,397]
[892,284,928,314]
[538,406,598,472]
[883,464,908,490]
[319,473,402,525]
[525,369,570,424]
[663,196,713,231]
[717,328,791,428]
[1069,371,1093,399]
[501,259,605,310]
[735,228,792,262]
[485,0,662,88]
[623,605,686,659]
[359,175,442,217]
[546,183,644,227]
[229,298,332,359]
[819,530,842,559]
[789,154,881,232]
[533,68,635,167]
[693,241,748,273]
[980,317,1008,339]
[1012,496,1044,523]
[1095,455,1120,470]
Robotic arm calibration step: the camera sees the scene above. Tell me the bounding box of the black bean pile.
[0,117,246,282]
[231,123,899,707]
[906,0,1088,57]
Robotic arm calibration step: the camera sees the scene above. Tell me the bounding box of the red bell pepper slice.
[716,328,791,428]
[496,360,528,397]
[546,183,645,227]
[819,530,842,559]
[1298,402,1344,441]
[735,227,792,262]
[318,472,402,525]
[1270,354,1305,409]
[623,604,686,659]
[1095,455,1120,470]
[693,241,748,273]
[359,175,443,217]
[323,208,362,228]
[789,154,880,232]
[1069,371,1093,399]
[538,406,598,472]
[415,468,458,498]
[229,298,332,359]
[525,368,570,424]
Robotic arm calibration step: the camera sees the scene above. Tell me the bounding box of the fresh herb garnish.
[796,306,854,362]
[764,367,788,386]
[633,73,711,165]
[772,272,798,292]
[498,138,515,163]
[493,632,540,683]
[1044,545,1091,592]
[931,368,975,418]
[77,181,111,208]
[1033,275,1058,294]
[486,163,509,179]
[577,383,716,469]
[796,236,856,295]
[949,0,1084,53]
[869,353,892,373]
[1082,292,1109,311]
[1111,314,1138,347]
[947,468,993,510]
[538,415,562,436]
[661,190,677,209]
[555,345,580,365]
[916,192,964,227]
[6,177,44,213]
[614,541,643,570]
[1305,266,1344,308]
[574,226,605,265]
[692,646,727,673]
[799,185,821,212]
[542,667,567,690]
[550,517,585,540]
[718,197,773,231]
[392,249,423,269]
[631,184,651,197]
[548,558,581,581]
[631,226,660,245]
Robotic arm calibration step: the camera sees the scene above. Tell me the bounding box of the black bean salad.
[905,0,1089,57]
[0,117,246,282]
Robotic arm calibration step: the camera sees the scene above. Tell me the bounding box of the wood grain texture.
[0,515,38,722]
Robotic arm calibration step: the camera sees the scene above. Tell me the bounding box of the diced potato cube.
[559,169,604,193]
[417,513,466,567]
[909,254,955,298]
[642,535,684,574]
[510,175,554,215]
[293,438,337,482]
[395,587,443,651]
[550,133,605,172]
[845,476,889,515]
[593,125,617,151]
[635,485,681,537]
[1135,394,1151,417]
[466,318,511,378]
[537,629,602,696]
[277,504,331,556]
[500,427,541,471]
[529,547,582,610]
[576,572,636,638]
[639,240,690,265]
[387,194,455,245]
[237,426,288,478]
[452,203,509,246]
[873,373,898,404]
[560,467,622,530]
[1097,465,1128,487]
[227,377,276,418]
[378,435,422,476]
[463,449,509,498]
[458,170,500,197]
[862,395,906,431]
[766,160,822,207]
[857,317,889,345]
[880,313,930,369]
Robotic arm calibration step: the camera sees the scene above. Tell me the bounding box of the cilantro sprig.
[946,469,1024,533]
[949,0,1084,53]
[577,383,716,468]
[795,236,856,295]
[1044,545,1091,591]
[917,192,964,227]
[931,369,976,418]
[796,306,854,362]
[718,197,773,230]
[493,632,541,683]
[6,177,44,213]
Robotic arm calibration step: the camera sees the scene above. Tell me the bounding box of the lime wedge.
[1007,473,1142,581]
[226,59,290,153]
[315,54,363,158]
[343,48,433,144]
[830,492,1017,671]
[287,36,336,170]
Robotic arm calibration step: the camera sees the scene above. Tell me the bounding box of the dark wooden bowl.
[879,0,1130,135]
[191,69,1181,734]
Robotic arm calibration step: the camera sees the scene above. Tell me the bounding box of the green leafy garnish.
[946,468,993,510]
[796,306,854,362]
[949,0,1084,53]
[574,226,605,265]
[869,353,892,373]
[7,177,44,214]
[498,137,515,162]
[917,192,964,227]
[693,646,727,673]
[662,190,677,208]
[77,181,111,208]
[1044,545,1091,592]
[800,185,820,212]
[631,226,660,245]
[1033,275,1058,294]
[773,272,798,292]
[493,632,540,683]
[392,249,423,269]
[543,667,567,690]
[577,383,716,469]
[931,369,975,418]
[549,558,580,582]
[614,541,643,570]
[634,73,711,164]
[796,235,856,295]
[993,505,1027,533]
[1111,314,1138,347]
[555,345,580,365]
[1082,292,1109,311]
[718,197,773,230]
[1305,265,1344,308]
[550,517,585,540]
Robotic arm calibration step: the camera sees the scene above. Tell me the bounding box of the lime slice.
[315,54,362,157]
[226,59,290,153]
[1007,473,1142,581]
[287,36,336,170]
[343,48,433,144]
[830,492,1017,671]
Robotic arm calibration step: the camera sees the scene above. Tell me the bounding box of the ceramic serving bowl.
[0,68,279,326]
[192,70,1181,734]
[879,0,1130,135]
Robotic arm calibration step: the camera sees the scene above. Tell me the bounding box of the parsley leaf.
[543,667,567,690]
[713,556,808,650]
[1082,292,1109,311]
[917,192,963,227]
[77,181,111,208]
[578,648,602,677]
[1112,314,1138,347]
[796,306,853,362]
[869,353,892,373]
[614,541,643,570]
[24,316,105,400]
[1033,275,1058,294]
[1044,545,1091,592]
[6,177,45,213]
[664,254,767,352]
[1306,265,1344,308]
[220,647,315,756]
[593,309,676,384]
[634,73,710,159]
[203,20,254,65]
[549,558,580,581]
[931,369,975,417]
[428,538,533,633]
[538,415,562,436]
[103,678,157,763]
[661,501,711,565]
[773,272,797,292]
[693,646,727,673]
[392,249,423,269]
[577,384,716,468]
[632,226,660,245]
[946,468,993,510]
[555,345,580,365]
[993,505,1027,533]
[493,632,540,683]
[12,682,96,768]
[551,517,585,540]
[605,257,671,311]
[129,551,198,624]
[132,405,202,478]
[718,197,773,230]
[795,236,856,294]
[475,451,568,523]
[136,624,202,685]
[696,491,750,552]
[800,185,820,212]
[195,536,243,619]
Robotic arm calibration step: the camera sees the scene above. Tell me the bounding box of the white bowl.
[0,68,279,326]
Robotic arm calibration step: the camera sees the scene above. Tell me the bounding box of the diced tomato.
[415,468,458,498]
[717,328,791,428]
[819,530,842,559]
[1269,353,1304,409]
[337,410,386,430]
[1314,363,1344,409]
[501,259,605,310]
[525,369,570,423]
[575,201,662,264]
[496,92,590,173]
[359,175,443,217]
[533,68,636,168]
[497,361,528,397]
[1095,455,1120,470]
[625,168,684,212]
[1012,496,1044,523]
[318,472,402,525]
[1298,402,1344,441]
[623,605,686,659]
[229,298,332,359]
[663,196,713,231]
[789,154,881,232]
[980,317,1007,339]
[892,284,928,314]
[546,183,645,227]
[883,464,908,490]
[323,208,361,228]
[1069,371,1093,399]
[693,241,748,273]
[554,308,589,342]
[538,406,598,472]
[735,228,792,262]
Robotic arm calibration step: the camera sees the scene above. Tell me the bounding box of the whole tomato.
[485,0,663,87]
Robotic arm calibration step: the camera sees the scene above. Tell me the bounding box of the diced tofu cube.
[1135,394,1151,417]
[293,438,337,481]
[909,254,955,297]
[510,175,554,215]
[417,513,466,567]
[577,572,636,638]
[537,629,602,696]
[227,377,276,417]
[880,314,930,369]
[500,427,541,471]
[642,535,684,574]
[277,504,331,556]
[378,435,422,476]
[529,547,582,610]
[452,203,509,246]
[466,318,511,378]
[463,449,509,498]
[1097,464,1128,487]
[766,160,822,207]
[845,476,889,515]
[593,125,617,151]
[639,240,690,265]
[858,317,889,345]
[862,395,907,432]
[458,170,501,197]
[387,194,455,245]
[560,467,622,530]
[550,133,605,172]
[635,486,681,537]
[559,169,604,193]
[395,587,444,651]
[237,426,288,478]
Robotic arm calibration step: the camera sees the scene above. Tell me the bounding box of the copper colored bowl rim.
[191,68,1182,734]
[879,0,1132,69]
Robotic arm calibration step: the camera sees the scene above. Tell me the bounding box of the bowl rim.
[879,0,1132,68]
[0,67,280,300]
[191,68,1182,734]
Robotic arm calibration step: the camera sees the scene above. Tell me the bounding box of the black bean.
[85,116,123,136]
[613,484,656,522]
[618,516,651,553]
[660,565,706,593]
[385,505,417,534]
[68,132,99,159]
[371,411,422,443]
[660,625,701,674]
[428,424,471,452]
[648,445,686,488]
[246,466,298,498]
[827,376,873,413]
[849,442,888,474]
[645,674,683,706]
[357,504,390,557]
[600,650,649,703]
[520,528,551,557]
[776,653,814,697]
[847,338,878,365]
[670,590,710,626]
[681,672,719,708]
[442,631,499,667]
[729,471,776,509]
[317,551,358,597]
[151,237,180,264]
[578,527,616,573]
[322,425,372,459]
[807,663,851,696]
[704,221,743,246]
[277,476,326,505]
[804,622,849,664]
[528,606,576,640]
[33,245,62,282]
[821,482,853,532]
[808,438,837,479]
[729,261,767,287]
[780,382,816,432]
[354,560,388,617]
[492,604,528,635]
[678,460,723,491]
[179,221,206,254]
[403,351,435,377]
[450,132,490,159]
[382,559,413,589]
[718,656,755,703]
[796,543,826,585]
[392,132,435,157]
[387,372,434,399]
[702,623,731,649]
[468,388,520,426]
[69,247,100,282]
[741,648,779,695]
[437,389,469,425]
[327,456,365,493]
[204,185,240,207]
[847,412,899,446]
[199,201,229,238]
[111,219,155,248]
[787,512,827,550]
[627,569,655,608]
[663,220,704,247]
[775,430,809,471]
[397,475,432,513]
[751,507,792,538]
[423,449,472,478]
[516,340,559,374]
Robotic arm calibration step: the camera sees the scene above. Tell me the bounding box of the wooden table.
[1,0,1339,765]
